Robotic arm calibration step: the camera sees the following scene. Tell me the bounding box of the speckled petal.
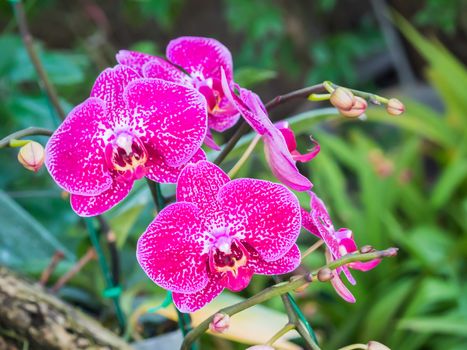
[219,179,301,262]
[116,50,157,76]
[145,148,206,184]
[90,65,140,115]
[208,103,241,132]
[124,78,208,167]
[301,208,321,239]
[70,178,133,217]
[142,58,190,84]
[136,202,210,294]
[167,36,233,82]
[45,97,112,195]
[249,244,301,275]
[176,161,229,230]
[172,275,224,312]
[203,129,221,150]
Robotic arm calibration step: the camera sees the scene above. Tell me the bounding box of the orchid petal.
[137,202,210,294]
[203,129,221,151]
[124,78,207,167]
[218,178,301,262]
[173,275,224,312]
[249,244,301,275]
[145,148,206,184]
[301,208,322,239]
[116,50,156,76]
[167,36,233,82]
[176,161,229,230]
[326,250,356,303]
[142,58,190,84]
[70,179,133,217]
[90,65,140,115]
[45,98,112,196]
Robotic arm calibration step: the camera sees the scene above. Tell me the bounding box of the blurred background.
[0,0,466,349]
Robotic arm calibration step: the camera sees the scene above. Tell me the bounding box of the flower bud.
[246,346,275,350]
[209,313,230,334]
[317,267,333,282]
[17,141,45,172]
[339,96,367,118]
[386,98,404,116]
[330,87,355,111]
[367,341,391,350]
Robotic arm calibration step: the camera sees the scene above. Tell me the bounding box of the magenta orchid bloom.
[301,191,381,302]
[45,65,208,217]
[116,37,240,148]
[221,72,317,192]
[137,160,301,312]
[275,121,321,162]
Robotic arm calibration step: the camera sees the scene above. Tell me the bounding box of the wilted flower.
[46,65,207,216]
[330,87,355,111]
[301,192,381,302]
[222,71,317,192]
[17,141,45,172]
[209,313,230,333]
[386,98,404,116]
[117,37,240,148]
[137,161,301,312]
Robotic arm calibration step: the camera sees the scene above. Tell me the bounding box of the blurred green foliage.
[0,2,466,350]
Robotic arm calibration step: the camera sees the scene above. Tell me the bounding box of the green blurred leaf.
[398,317,467,336]
[234,67,277,88]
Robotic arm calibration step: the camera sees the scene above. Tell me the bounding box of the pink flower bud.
[367,341,391,350]
[209,313,230,333]
[330,87,355,111]
[246,346,275,350]
[386,98,404,116]
[339,96,367,118]
[17,141,45,172]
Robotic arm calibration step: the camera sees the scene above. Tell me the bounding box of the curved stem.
[0,127,53,148]
[227,134,261,178]
[10,0,66,121]
[265,323,295,346]
[214,122,250,165]
[337,344,368,350]
[302,240,324,259]
[180,248,398,350]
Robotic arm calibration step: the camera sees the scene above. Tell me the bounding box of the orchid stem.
[146,181,195,348]
[337,344,368,350]
[10,0,66,121]
[302,240,324,259]
[324,81,390,105]
[265,323,295,346]
[227,134,261,178]
[180,247,398,350]
[0,127,53,149]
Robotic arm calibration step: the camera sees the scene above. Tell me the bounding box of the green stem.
[10,0,66,121]
[180,248,397,350]
[266,323,295,346]
[324,81,390,105]
[337,344,368,350]
[0,127,53,148]
[85,219,126,332]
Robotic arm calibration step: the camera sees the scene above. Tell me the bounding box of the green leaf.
[398,317,467,336]
[431,158,467,208]
[234,67,277,88]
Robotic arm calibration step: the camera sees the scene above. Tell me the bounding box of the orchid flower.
[221,72,318,192]
[116,37,240,149]
[137,160,301,312]
[45,65,207,216]
[301,191,381,302]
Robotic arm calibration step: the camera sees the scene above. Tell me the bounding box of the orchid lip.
[105,130,148,181]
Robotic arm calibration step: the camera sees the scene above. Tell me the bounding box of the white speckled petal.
[142,57,189,84]
[167,36,233,82]
[136,202,210,294]
[218,178,301,262]
[70,179,133,217]
[172,275,224,312]
[145,148,206,184]
[249,244,301,275]
[116,50,157,76]
[176,160,229,231]
[124,78,208,167]
[45,98,112,196]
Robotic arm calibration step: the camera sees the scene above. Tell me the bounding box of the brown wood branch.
[0,267,133,350]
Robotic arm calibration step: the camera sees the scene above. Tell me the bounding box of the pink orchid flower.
[137,160,301,312]
[301,191,381,302]
[221,72,318,192]
[116,37,240,148]
[45,65,208,217]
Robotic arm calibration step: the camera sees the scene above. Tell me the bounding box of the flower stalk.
[0,127,53,149]
[180,247,398,350]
